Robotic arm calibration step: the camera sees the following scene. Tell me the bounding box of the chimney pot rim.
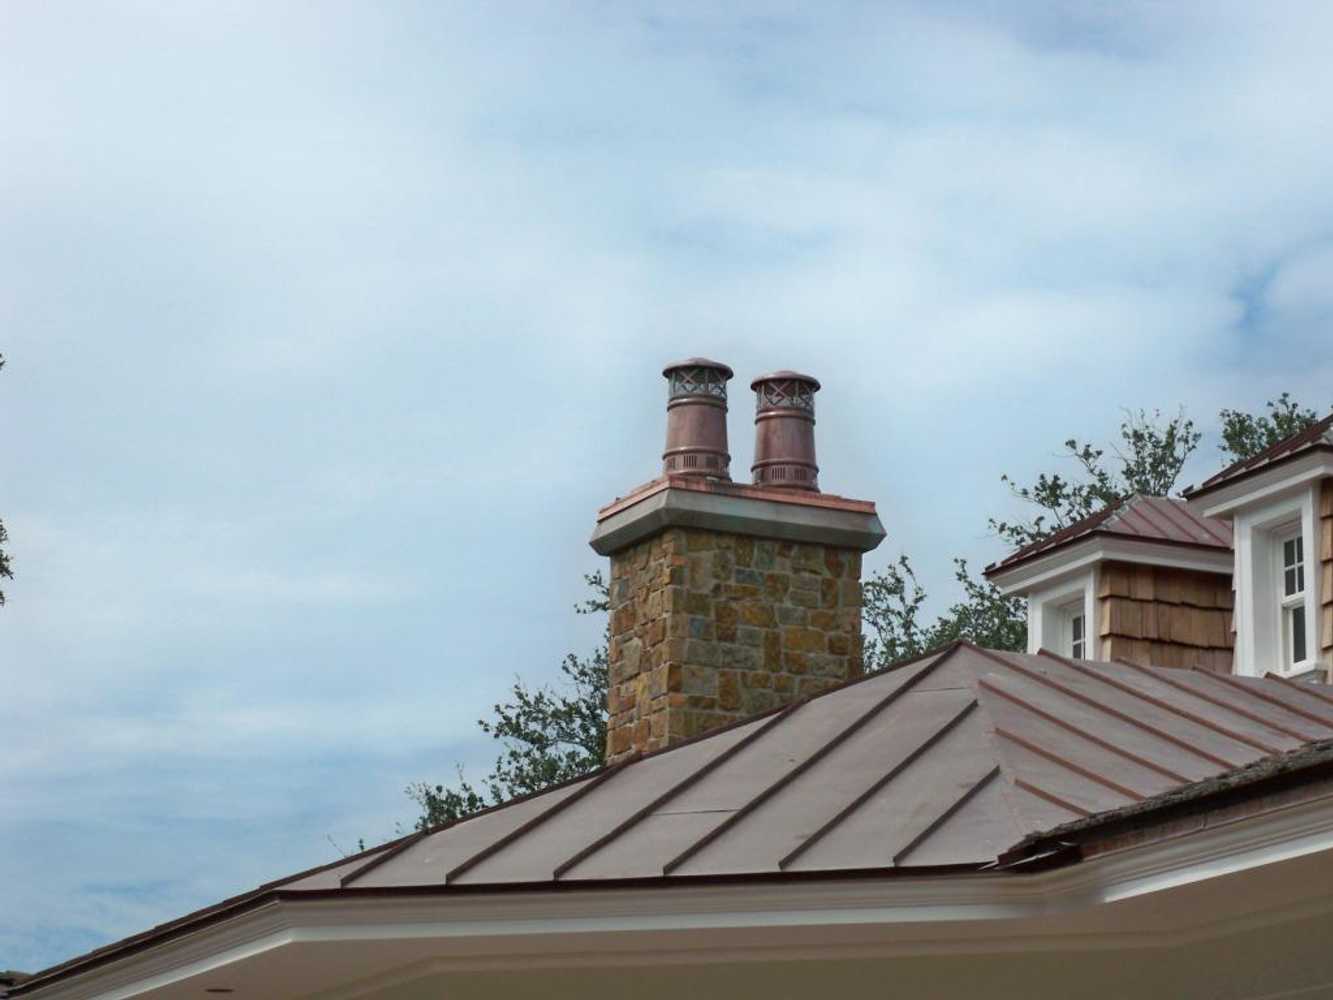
[662,358,734,379]
[750,370,821,391]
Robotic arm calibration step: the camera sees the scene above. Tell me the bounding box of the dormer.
[984,495,1234,670]
[1183,414,1333,679]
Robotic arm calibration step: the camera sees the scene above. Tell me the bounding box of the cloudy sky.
[5,0,1333,973]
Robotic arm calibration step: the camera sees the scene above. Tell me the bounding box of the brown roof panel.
[678,688,978,875]
[985,494,1232,578]
[783,704,1000,872]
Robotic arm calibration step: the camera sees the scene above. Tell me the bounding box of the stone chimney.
[590,360,886,762]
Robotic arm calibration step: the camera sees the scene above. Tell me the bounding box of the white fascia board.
[990,536,1232,597]
[30,792,1333,1000]
[1195,451,1333,520]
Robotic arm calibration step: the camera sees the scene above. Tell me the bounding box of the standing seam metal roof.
[316,643,1330,887]
[1186,411,1333,497]
[985,494,1232,576]
[20,643,1333,995]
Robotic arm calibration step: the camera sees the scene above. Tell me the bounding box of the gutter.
[999,738,1333,867]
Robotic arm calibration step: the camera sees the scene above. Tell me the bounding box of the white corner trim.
[1232,484,1322,677]
[26,791,1333,1000]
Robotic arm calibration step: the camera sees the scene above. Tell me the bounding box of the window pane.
[1293,605,1307,664]
[1072,615,1084,642]
[1285,538,1297,568]
[1296,535,1304,562]
[1285,567,1298,597]
[1297,565,1305,593]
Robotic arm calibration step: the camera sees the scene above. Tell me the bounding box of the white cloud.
[5,0,1333,972]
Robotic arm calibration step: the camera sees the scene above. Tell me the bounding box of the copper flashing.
[590,473,885,556]
[596,474,877,522]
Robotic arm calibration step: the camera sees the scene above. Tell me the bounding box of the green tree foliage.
[862,557,1026,669]
[1218,393,1326,462]
[0,356,10,606]
[407,573,608,829]
[988,409,1202,550]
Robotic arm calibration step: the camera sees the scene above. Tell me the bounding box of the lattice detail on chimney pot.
[662,358,733,480]
[751,371,820,491]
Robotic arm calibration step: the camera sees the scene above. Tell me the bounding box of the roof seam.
[445,755,637,884]
[1196,669,1333,727]
[661,645,956,876]
[979,647,1241,769]
[975,674,1190,783]
[1012,777,1093,818]
[993,726,1146,802]
[893,766,1002,866]
[551,700,805,880]
[1111,657,1316,742]
[1267,671,1333,708]
[1036,650,1284,756]
[777,698,979,871]
[339,831,427,888]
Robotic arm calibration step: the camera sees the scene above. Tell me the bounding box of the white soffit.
[989,536,1234,596]
[1196,451,1333,520]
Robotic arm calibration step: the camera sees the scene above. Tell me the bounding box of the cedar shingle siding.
[1097,560,1233,672]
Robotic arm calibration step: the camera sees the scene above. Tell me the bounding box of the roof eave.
[1185,445,1333,514]
[986,532,1233,595]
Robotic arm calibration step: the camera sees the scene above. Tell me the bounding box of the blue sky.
[4,0,1333,973]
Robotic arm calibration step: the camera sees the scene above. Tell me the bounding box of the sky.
[4,0,1333,974]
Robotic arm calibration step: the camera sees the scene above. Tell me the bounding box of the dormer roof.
[1185,412,1333,502]
[984,494,1232,581]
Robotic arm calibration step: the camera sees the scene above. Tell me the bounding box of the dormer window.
[1224,486,1322,677]
[1066,605,1088,660]
[1280,531,1307,668]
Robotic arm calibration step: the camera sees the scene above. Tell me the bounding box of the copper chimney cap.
[750,370,820,491]
[661,358,733,480]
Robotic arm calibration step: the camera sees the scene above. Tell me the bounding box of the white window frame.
[1277,528,1308,670]
[1232,485,1322,677]
[1027,569,1097,659]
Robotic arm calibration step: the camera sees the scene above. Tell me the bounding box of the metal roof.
[985,494,1232,577]
[21,642,1333,993]
[258,646,1333,884]
[1185,411,1333,499]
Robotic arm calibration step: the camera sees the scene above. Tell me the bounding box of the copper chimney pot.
[661,358,733,479]
[751,370,820,491]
